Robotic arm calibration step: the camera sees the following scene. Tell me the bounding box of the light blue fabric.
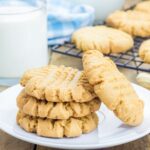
[47,0,95,45]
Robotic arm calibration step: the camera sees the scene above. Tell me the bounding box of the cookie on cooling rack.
[106,10,150,37]
[21,65,96,102]
[139,39,150,64]
[72,26,133,54]
[134,1,150,13]
[82,50,144,126]
[17,111,98,138]
[17,89,101,120]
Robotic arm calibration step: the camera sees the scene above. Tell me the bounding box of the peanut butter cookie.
[82,50,144,126]
[134,1,150,13]
[106,10,150,37]
[22,65,96,102]
[72,26,133,54]
[17,111,98,138]
[20,65,56,86]
[139,39,150,64]
[17,90,101,120]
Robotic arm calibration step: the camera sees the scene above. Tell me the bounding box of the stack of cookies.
[16,65,101,138]
[16,50,144,138]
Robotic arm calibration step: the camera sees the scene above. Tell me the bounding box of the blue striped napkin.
[47,0,95,45]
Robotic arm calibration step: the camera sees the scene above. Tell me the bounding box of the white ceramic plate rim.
[0,84,150,149]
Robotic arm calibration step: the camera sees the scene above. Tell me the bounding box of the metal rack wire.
[51,37,150,73]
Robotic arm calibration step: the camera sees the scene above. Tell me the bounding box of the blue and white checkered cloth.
[47,0,95,45]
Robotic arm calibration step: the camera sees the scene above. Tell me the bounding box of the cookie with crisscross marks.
[17,90,101,120]
[21,65,96,102]
[82,50,144,126]
[20,65,57,86]
[106,10,150,37]
[17,111,98,138]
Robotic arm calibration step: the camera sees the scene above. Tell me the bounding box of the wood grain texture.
[0,130,34,150]
[36,146,57,150]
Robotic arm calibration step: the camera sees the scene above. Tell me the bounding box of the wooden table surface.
[0,53,149,150]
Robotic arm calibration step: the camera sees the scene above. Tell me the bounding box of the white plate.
[0,84,150,149]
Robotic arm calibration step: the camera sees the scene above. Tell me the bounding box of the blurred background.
[0,0,149,88]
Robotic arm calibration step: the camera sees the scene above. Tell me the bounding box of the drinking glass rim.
[0,0,46,15]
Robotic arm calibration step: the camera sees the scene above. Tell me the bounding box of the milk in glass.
[0,1,48,78]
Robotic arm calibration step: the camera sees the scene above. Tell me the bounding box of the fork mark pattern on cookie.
[21,65,96,102]
[17,90,101,119]
[106,10,150,37]
[17,111,98,138]
[83,50,144,126]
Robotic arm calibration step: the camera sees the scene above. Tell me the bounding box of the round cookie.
[82,50,144,126]
[20,65,55,86]
[23,65,96,102]
[72,26,133,54]
[139,39,150,64]
[134,1,150,13]
[17,111,98,138]
[17,90,101,120]
[106,10,150,37]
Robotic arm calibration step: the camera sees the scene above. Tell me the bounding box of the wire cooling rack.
[51,37,150,73]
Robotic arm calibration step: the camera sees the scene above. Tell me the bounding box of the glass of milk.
[0,0,48,86]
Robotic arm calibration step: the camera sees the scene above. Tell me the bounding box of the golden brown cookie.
[134,1,150,13]
[17,111,98,138]
[139,39,150,64]
[20,65,57,86]
[23,65,96,102]
[82,50,144,126]
[17,90,101,119]
[106,10,150,37]
[72,26,133,54]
